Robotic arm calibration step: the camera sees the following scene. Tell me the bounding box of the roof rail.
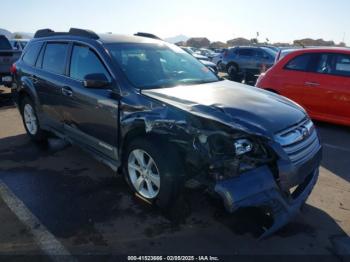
[34,28,99,39]
[134,32,162,40]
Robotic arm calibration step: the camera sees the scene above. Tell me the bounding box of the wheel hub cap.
[23,104,38,135]
[128,149,160,199]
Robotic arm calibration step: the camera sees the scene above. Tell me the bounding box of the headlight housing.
[204,135,274,180]
[234,139,253,156]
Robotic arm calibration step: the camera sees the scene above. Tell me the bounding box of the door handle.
[304,81,320,87]
[61,86,73,97]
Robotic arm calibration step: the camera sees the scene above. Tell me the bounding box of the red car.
[256,48,350,126]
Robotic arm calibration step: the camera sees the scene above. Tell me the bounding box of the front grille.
[275,119,320,165]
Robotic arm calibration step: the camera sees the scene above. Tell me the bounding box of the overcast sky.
[2,0,349,45]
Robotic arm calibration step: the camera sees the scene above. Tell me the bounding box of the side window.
[42,43,69,75]
[312,53,332,74]
[69,45,110,81]
[22,42,43,66]
[285,54,312,71]
[237,49,255,57]
[331,54,350,77]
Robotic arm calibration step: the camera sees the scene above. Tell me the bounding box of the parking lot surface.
[0,87,349,259]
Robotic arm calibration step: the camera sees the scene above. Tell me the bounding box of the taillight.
[10,63,16,74]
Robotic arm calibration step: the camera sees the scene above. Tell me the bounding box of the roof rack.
[134,32,162,40]
[34,28,99,39]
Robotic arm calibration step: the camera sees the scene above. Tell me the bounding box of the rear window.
[332,54,350,77]
[22,42,43,66]
[0,36,12,50]
[285,54,312,71]
[42,43,69,75]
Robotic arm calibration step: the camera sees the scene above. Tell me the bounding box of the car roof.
[31,32,165,45]
[287,47,350,55]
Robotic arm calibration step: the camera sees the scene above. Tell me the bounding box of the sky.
[1,0,350,45]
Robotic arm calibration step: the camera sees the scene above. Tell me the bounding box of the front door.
[61,44,119,161]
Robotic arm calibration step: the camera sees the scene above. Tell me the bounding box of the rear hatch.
[0,35,21,74]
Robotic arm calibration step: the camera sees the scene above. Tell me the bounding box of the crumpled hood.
[142,80,306,136]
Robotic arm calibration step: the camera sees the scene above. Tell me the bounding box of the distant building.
[186,37,210,48]
[293,38,335,47]
[226,37,251,46]
[209,41,227,48]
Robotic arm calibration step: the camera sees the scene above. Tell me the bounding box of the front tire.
[20,97,47,143]
[123,137,184,208]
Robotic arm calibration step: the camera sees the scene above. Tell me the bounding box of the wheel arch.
[17,77,41,112]
[226,61,239,72]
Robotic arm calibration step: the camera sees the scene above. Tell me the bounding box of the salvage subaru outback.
[12,28,322,238]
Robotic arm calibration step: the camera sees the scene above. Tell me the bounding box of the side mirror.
[83,73,110,89]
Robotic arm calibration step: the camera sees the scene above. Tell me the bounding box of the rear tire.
[20,97,47,144]
[227,64,239,81]
[123,137,184,208]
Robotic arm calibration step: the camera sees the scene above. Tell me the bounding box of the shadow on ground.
[315,121,350,183]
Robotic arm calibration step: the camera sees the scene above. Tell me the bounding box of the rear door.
[236,48,256,71]
[61,43,119,161]
[35,42,70,130]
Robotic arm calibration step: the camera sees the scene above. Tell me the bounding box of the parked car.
[275,47,300,63]
[197,48,220,60]
[180,46,217,73]
[221,46,277,81]
[12,28,321,238]
[10,39,29,51]
[181,46,209,60]
[211,49,229,71]
[0,35,21,87]
[256,47,350,126]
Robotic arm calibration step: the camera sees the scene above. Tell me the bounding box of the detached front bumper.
[214,149,321,238]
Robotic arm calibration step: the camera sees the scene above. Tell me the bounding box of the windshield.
[261,47,278,58]
[107,43,219,89]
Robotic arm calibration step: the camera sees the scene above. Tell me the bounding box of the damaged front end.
[121,95,322,238]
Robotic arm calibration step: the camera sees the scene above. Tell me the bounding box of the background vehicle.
[180,46,217,73]
[9,39,29,51]
[197,48,220,59]
[275,47,300,63]
[0,35,21,87]
[12,28,321,238]
[211,48,228,70]
[181,46,209,60]
[221,46,277,83]
[256,47,350,126]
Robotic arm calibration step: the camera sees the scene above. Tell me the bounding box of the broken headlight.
[234,138,253,156]
[207,135,273,180]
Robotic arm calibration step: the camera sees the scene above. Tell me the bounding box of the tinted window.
[285,54,312,71]
[107,43,219,89]
[312,53,332,74]
[0,36,12,50]
[70,45,109,81]
[332,54,350,77]
[22,42,42,66]
[237,49,255,57]
[42,43,68,75]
